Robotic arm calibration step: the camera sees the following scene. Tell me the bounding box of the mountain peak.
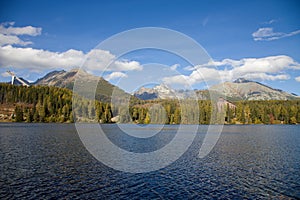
[134,84,177,100]
[210,78,298,100]
[233,78,252,83]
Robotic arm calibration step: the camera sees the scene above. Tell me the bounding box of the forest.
[0,83,300,124]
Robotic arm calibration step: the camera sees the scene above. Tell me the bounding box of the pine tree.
[174,107,181,124]
[14,106,23,122]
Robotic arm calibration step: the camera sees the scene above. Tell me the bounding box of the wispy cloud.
[295,76,300,82]
[252,27,300,41]
[202,17,209,27]
[263,19,277,25]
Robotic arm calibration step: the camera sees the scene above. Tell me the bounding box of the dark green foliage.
[1,83,299,124]
[234,100,300,124]
[14,105,23,122]
[0,83,111,123]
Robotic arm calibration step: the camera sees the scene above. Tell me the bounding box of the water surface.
[0,124,299,199]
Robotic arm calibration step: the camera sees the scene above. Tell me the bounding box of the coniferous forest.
[0,83,300,124]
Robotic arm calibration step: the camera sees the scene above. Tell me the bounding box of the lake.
[0,123,299,199]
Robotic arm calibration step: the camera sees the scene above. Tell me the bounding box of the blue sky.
[0,0,300,94]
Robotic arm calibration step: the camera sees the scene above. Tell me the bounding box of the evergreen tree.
[14,106,23,122]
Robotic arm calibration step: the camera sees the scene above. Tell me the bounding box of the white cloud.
[0,45,142,73]
[252,27,300,41]
[0,45,83,71]
[195,55,299,73]
[241,73,290,81]
[113,60,142,71]
[0,22,42,46]
[0,33,33,46]
[1,22,15,26]
[164,67,230,86]
[105,72,128,81]
[263,19,277,25]
[84,49,142,71]
[170,64,180,70]
[1,71,10,77]
[190,59,241,69]
[231,55,300,75]
[0,24,42,36]
[163,74,190,86]
[164,55,300,85]
[295,76,300,82]
[0,22,142,74]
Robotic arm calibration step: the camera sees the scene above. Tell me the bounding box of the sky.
[0,0,300,94]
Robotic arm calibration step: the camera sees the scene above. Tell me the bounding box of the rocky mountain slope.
[134,78,298,101]
[209,78,298,100]
[134,84,177,100]
[34,69,77,89]
[7,70,298,101]
[34,69,131,102]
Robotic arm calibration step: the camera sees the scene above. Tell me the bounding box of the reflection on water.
[0,123,299,199]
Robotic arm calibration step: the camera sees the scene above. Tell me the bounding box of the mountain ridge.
[209,78,298,100]
[134,78,298,101]
[4,70,299,101]
[33,69,131,103]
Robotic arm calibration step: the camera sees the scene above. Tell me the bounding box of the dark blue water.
[0,124,299,199]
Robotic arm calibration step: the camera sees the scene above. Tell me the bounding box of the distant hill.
[134,78,299,101]
[210,78,298,100]
[134,84,177,100]
[34,69,131,103]
[34,69,76,89]
[6,70,299,101]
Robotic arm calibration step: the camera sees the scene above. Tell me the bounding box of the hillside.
[34,69,131,103]
[0,83,114,123]
[7,70,298,101]
[134,78,299,101]
[1,83,300,124]
[210,78,298,100]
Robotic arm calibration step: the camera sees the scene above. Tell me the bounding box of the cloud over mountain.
[1,22,299,92]
[163,55,300,85]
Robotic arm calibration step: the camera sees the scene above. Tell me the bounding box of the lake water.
[0,123,299,199]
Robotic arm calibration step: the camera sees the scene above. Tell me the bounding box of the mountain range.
[208,78,298,100]
[7,70,299,101]
[16,69,129,103]
[134,78,298,101]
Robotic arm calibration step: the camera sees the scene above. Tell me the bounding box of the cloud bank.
[0,45,142,72]
[1,22,299,87]
[164,55,300,85]
[0,22,142,76]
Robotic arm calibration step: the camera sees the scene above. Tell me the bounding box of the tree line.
[0,83,299,124]
[0,84,112,123]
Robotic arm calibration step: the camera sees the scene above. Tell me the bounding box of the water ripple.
[0,124,299,199]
